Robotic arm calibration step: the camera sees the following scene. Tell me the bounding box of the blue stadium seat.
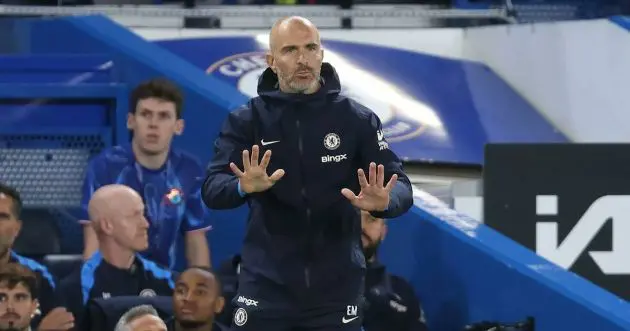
[43,254,83,281]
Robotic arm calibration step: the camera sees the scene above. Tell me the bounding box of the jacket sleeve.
[202,105,254,210]
[355,102,413,219]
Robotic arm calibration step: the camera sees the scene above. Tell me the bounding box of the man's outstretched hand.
[341,162,398,212]
[230,145,285,194]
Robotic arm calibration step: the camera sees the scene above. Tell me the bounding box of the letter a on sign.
[536,195,630,275]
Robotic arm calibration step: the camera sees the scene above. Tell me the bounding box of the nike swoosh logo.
[261,139,280,146]
[342,316,359,324]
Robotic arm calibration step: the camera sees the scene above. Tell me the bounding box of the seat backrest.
[87,296,173,331]
[13,209,61,256]
[42,254,83,281]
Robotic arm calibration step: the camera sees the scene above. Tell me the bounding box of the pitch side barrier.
[378,190,630,330]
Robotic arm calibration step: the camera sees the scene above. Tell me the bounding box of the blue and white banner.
[156,36,566,165]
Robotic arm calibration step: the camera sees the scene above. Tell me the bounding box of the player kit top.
[80,144,212,269]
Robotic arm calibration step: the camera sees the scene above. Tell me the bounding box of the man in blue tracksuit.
[57,185,174,330]
[202,16,413,331]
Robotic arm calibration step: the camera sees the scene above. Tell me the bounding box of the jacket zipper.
[296,118,312,288]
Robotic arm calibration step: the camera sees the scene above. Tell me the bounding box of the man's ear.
[215,296,226,314]
[99,218,115,236]
[174,119,184,136]
[31,299,40,318]
[127,113,136,130]
[13,219,22,238]
[266,53,276,73]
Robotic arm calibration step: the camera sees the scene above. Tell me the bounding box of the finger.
[269,169,285,182]
[377,164,385,187]
[358,169,369,188]
[341,188,358,201]
[251,145,260,167]
[230,163,244,177]
[242,149,251,171]
[368,162,377,185]
[260,150,272,169]
[384,174,398,192]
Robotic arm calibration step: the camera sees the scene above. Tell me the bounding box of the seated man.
[115,304,167,331]
[57,184,175,330]
[0,182,74,330]
[168,266,226,331]
[361,210,428,331]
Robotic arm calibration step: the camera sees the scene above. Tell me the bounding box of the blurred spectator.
[57,185,174,331]
[0,183,74,331]
[361,210,428,331]
[115,304,167,331]
[168,266,227,330]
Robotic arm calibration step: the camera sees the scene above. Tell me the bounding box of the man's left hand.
[341,162,398,212]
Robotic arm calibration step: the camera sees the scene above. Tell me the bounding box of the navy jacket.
[203,63,413,306]
[56,251,174,330]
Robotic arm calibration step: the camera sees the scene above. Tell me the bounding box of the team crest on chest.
[164,188,183,205]
[324,133,341,150]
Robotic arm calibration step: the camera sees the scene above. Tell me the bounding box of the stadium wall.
[462,17,630,142]
[8,15,630,331]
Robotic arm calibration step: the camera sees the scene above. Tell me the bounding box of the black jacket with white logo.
[363,261,428,331]
[203,63,413,307]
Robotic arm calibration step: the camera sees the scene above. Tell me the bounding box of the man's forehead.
[0,283,29,294]
[271,19,320,51]
[137,98,176,113]
[179,269,216,285]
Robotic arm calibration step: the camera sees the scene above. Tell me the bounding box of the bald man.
[56,184,175,331]
[203,16,413,331]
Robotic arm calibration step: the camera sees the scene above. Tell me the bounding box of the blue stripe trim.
[609,16,630,31]
[11,252,56,290]
[80,251,102,305]
[138,256,175,289]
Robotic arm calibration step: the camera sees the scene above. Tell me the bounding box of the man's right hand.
[230,145,285,194]
[37,307,74,331]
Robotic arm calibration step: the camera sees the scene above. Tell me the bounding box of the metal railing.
[0,4,516,23]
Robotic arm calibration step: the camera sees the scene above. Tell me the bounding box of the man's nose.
[297,52,308,65]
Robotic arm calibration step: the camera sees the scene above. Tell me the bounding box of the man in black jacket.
[202,16,413,331]
[360,211,428,331]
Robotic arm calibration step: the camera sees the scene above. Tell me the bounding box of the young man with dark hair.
[80,78,212,271]
[168,266,226,331]
[0,183,74,331]
[0,263,41,331]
